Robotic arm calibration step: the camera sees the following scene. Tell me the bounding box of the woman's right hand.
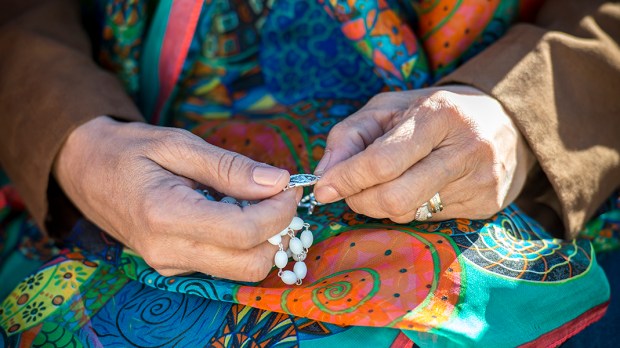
[53,116,301,281]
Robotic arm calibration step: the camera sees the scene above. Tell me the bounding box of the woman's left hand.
[313,86,535,223]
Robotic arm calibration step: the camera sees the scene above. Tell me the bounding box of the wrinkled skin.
[54,116,302,281]
[314,86,535,223]
[54,85,534,280]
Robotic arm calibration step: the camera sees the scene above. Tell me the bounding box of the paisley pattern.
[95,0,148,96]
[452,215,592,281]
[1,0,618,347]
[320,0,430,89]
[260,0,386,103]
[581,190,620,253]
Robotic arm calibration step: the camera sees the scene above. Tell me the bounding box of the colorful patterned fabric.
[580,191,620,253]
[2,0,619,346]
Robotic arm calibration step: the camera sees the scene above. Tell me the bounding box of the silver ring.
[415,193,443,221]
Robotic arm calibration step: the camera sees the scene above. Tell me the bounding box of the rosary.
[199,174,322,286]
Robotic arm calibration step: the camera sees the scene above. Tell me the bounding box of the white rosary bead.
[300,229,313,249]
[208,182,320,287]
[289,237,304,255]
[293,261,307,280]
[280,270,298,285]
[267,234,282,246]
[208,190,314,285]
[220,196,237,205]
[274,250,289,269]
[289,216,304,230]
[279,227,290,236]
[196,189,217,201]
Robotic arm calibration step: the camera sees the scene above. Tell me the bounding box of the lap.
[0,198,611,347]
[1,113,617,346]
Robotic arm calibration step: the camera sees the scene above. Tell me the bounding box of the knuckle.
[147,129,192,161]
[325,120,362,148]
[428,90,456,107]
[369,91,394,105]
[242,255,272,282]
[436,150,466,182]
[370,151,401,182]
[461,140,494,173]
[165,127,193,140]
[437,157,458,181]
[329,121,347,138]
[390,214,414,224]
[474,163,501,190]
[426,90,464,124]
[345,196,382,219]
[334,168,362,196]
[380,187,411,216]
[142,247,167,271]
[368,93,384,105]
[344,196,363,214]
[233,219,261,249]
[229,231,251,250]
[117,142,142,163]
[156,128,189,148]
[141,197,169,233]
[215,152,244,185]
[460,141,480,159]
[476,139,496,159]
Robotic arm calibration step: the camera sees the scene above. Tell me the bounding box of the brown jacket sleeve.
[439,0,620,239]
[0,0,144,232]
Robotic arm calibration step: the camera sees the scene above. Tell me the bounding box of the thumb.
[148,128,290,200]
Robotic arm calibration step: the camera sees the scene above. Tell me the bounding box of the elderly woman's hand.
[313,86,535,223]
[53,116,301,281]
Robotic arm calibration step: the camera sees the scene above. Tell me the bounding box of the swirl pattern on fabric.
[1,0,617,346]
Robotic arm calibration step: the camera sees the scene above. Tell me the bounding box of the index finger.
[314,106,446,203]
[150,184,303,250]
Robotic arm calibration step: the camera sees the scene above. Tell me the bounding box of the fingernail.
[253,166,286,186]
[314,185,340,203]
[314,150,332,175]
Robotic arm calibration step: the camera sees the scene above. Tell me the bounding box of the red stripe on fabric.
[1,185,25,210]
[520,301,609,348]
[390,331,415,348]
[153,0,203,124]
